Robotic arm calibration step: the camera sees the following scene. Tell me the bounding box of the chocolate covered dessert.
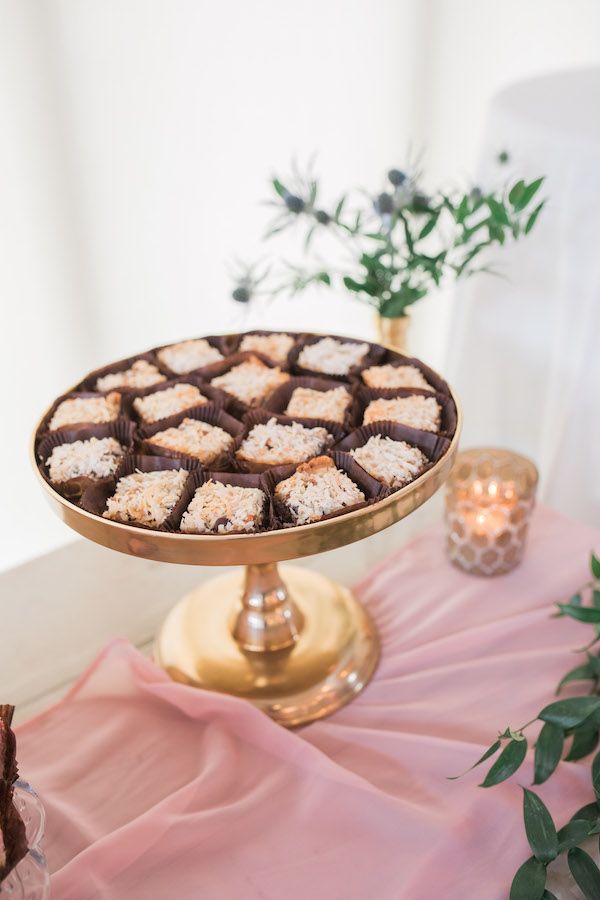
[0,706,27,883]
[363,395,442,433]
[361,364,434,392]
[146,418,234,465]
[274,456,365,525]
[211,357,289,406]
[133,383,207,424]
[103,469,188,527]
[284,386,350,424]
[350,435,428,488]
[296,337,369,376]
[96,359,166,392]
[238,333,295,365]
[180,480,266,534]
[49,392,121,431]
[236,418,332,468]
[46,436,125,484]
[157,339,224,374]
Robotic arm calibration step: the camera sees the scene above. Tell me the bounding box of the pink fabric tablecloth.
[16,506,600,900]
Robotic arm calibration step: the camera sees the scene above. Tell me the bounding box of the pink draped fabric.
[16,507,600,899]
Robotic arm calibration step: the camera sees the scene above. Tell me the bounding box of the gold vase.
[375,313,410,353]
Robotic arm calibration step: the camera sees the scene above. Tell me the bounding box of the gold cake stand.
[32,354,461,728]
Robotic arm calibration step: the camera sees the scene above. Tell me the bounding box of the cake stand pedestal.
[32,335,461,728]
[155,562,378,727]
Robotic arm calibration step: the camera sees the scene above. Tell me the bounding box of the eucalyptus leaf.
[571,803,600,824]
[487,197,511,226]
[566,725,600,762]
[509,857,546,900]
[509,180,526,207]
[568,847,600,899]
[525,201,545,235]
[558,604,600,624]
[272,178,287,199]
[557,662,595,693]
[592,554,600,579]
[523,788,558,863]
[514,177,545,212]
[557,818,592,853]
[480,737,527,787]
[447,739,501,780]
[534,722,563,784]
[540,697,600,729]
[418,213,439,240]
[593,591,600,609]
[592,751,600,798]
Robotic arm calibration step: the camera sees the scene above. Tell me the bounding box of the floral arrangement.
[454,552,600,899]
[231,155,546,318]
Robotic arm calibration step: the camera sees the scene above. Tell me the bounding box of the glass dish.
[1,781,50,899]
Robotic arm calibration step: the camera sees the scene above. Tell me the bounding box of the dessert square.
[157,339,224,374]
[211,357,290,406]
[180,480,266,534]
[350,435,428,488]
[362,364,433,391]
[96,359,166,392]
[0,706,27,882]
[238,333,295,365]
[46,436,125,484]
[103,469,188,527]
[297,337,369,375]
[275,456,365,524]
[236,418,332,468]
[363,395,441,432]
[147,418,234,465]
[284,386,351,424]
[133,383,207,424]
[48,392,121,431]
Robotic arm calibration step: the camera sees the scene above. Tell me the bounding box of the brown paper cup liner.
[36,391,134,441]
[233,409,344,474]
[260,376,359,433]
[77,352,170,393]
[152,334,234,378]
[268,451,384,528]
[357,386,457,437]
[174,468,274,534]
[226,330,299,368]
[126,374,229,425]
[366,350,451,396]
[288,334,385,382]
[334,421,451,493]
[137,405,244,470]
[37,419,137,503]
[80,454,199,531]
[204,351,292,418]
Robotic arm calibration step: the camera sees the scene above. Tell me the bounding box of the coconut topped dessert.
[0,706,27,883]
[146,418,234,465]
[157,339,224,374]
[48,392,121,431]
[211,356,290,406]
[180,480,266,534]
[133,383,207,424]
[297,337,369,376]
[238,333,295,365]
[96,359,166,392]
[103,469,188,527]
[236,418,332,468]
[350,435,428,488]
[275,456,365,525]
[284,386,351,424]
[362,364,433,392]
[46,436,125,484]
[363,395,441,433]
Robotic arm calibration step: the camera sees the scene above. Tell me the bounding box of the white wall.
[1,0,600,570]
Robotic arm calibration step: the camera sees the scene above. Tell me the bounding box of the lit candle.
[445,449,538,576]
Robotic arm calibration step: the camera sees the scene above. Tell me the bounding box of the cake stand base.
[154,564,380,728]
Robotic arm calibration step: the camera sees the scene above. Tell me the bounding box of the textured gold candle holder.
[445,447,538,577]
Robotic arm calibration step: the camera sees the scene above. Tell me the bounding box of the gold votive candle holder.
[445,448,538,576]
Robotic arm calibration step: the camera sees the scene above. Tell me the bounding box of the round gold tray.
[32,333,461,726]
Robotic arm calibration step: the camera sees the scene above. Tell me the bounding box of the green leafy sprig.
[231,158,546,317]
[453,553,600,900]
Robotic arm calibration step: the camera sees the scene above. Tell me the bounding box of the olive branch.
[452,552,600,900]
